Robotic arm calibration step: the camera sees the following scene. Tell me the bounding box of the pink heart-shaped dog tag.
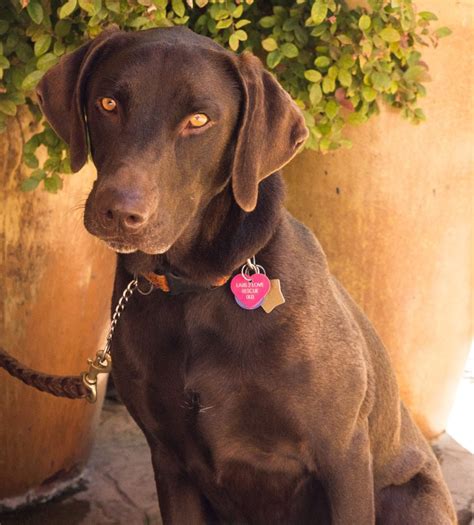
[230,273,271,310]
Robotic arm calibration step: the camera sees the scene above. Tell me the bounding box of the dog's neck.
[120,173,285,284]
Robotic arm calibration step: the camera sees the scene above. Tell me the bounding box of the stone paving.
[1,399,473,525]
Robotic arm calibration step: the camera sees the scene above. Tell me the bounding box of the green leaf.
[37,53,59,71]
[418,11,438,22]
[55,20,71,38]
[235,19,251,29]
[172,0,185,17]
[0,56,10,69]
[232,5,243,18]
[348,111,367,125]
[214,10,230,21]
[16,41,33,62]
[322,76,335,93]
[361,85,377,102]
[338,69,352,87]
[234,30,247,41]
[229,33,239,51]
[280,43,299,58]
[54,40,66,56]
[128,16,150,29]
[23,153,39,168]
[43,158,60,171]
[304,69,322,82]
[319,136,331,152]
[44,174,63,193]
[283,18,299,32]
[24,135,40,154]
[216,19,232,29]
[407,50,422,66]
[6,32,19,51]
[371,71,391,90]
[314,56,330,69]
[31,168,46,180]
[60,158,72,173]
[21,70,45,91]
[0,100,17,116]
[294,25,308,46]
[337,54,355,69]
[9,92,26,106]
[327,65,338,80]
[311,1,328,26]
[310,23,328,37]
[78,0,102,15]
[0,20,9,36]
[403,65,428,82]
[414,108,426,121]
[302,109,315,128]
[105,0,120,13]
[34,35,52,57]
[259,16,277,29]
[27,1,44,25]
[44,128,59,146]
[379,27,400,43]
[266,50,282,69]
[325,100,339,119]
[435,27,452,39]
[358,15,371,31]
[262,37,277,52]
[309,83,322,105]
[59,0,77,19]
[21,177,41,192]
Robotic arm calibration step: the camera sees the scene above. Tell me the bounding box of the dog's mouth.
[105,240,138,254]
[101,237,172,255]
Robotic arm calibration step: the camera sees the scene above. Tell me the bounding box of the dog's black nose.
[102,207,148,231]
[96,190,150,232]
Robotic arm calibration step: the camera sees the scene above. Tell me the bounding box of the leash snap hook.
[81,352,112,403]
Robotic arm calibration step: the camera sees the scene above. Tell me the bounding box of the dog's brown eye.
[100,97,117,112]
[187,113,209,128]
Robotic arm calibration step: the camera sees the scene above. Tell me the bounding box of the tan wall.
[284,0,473,438]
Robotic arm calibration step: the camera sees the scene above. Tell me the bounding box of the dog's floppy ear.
[230,53,308,212]
[36,28,120,172]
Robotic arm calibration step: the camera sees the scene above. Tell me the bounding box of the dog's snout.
[96,190,151,233]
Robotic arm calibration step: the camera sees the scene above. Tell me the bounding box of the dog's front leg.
[151,451,210,525]
[321,419,375,525]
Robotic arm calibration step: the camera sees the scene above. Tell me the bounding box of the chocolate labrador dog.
[37,27,456,524]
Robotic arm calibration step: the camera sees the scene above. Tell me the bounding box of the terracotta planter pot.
[283,0,472,439]
[0,115,115,509]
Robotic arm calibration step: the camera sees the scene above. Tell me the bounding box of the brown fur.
[38,27,456,525]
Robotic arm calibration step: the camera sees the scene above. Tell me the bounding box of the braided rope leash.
[0,278,138,403]
[0,348,88,399]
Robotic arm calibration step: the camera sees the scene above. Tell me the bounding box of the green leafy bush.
[0,0,451,193]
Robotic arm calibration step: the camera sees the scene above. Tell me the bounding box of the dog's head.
[37,27,308,255]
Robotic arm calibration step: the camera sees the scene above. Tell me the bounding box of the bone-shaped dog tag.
[261,279,285,314]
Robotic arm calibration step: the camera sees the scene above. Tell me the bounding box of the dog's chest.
[178,353,320,521]
[113,289,324,520]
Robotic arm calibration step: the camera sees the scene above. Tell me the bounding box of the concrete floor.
[1,399,473,525]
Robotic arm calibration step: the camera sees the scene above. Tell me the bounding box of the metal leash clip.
[81,277,138,403]
[81,352,112,403]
